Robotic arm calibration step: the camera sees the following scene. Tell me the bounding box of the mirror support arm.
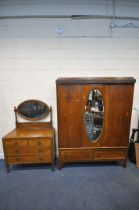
[14,106,18,128]
[50,106,53,127]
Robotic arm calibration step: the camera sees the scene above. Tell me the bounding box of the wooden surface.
[56,77,136,84]
[56,77,135,169]
[3,123,54,172]
[3,128,54,139]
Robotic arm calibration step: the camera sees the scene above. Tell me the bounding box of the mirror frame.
[16,99,50,121]
[84,89,104,142]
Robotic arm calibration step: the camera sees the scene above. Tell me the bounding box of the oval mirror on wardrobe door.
[84,89,104,142]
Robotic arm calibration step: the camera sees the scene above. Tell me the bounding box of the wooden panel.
[16,122,52,129]
[106,84,134,147]
[57,84,82,147]
[28,139,51,153]
[94,149,126,160]
[6,154,51,164]
[28,139,51,148]
[60,149,93,161]
[4,140,28,154]
[4,138,51,155]
[56,77,136,84]
[58,148,127,169]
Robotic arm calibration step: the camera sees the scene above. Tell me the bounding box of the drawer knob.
[38,149,42,152]
[15,150,19,154]
[16,157,20,161]
[38,142,42,145]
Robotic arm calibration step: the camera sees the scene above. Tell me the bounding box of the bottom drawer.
[60,149,93,161]
[6,154,51,164]
[59,148,127,162]
[94,150,126,160]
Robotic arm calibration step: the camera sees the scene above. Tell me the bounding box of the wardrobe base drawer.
[94,149,126,160]
[58,148,128,169]
[60,149,93,161]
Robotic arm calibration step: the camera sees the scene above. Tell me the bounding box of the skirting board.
[0,153,4,159]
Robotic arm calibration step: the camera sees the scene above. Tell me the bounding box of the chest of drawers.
[2,128,54,172]
[2,100,55,172]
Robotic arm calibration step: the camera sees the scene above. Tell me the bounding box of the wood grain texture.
[56,77,136,84]
[3,129,54,172]
[56,77,135,169]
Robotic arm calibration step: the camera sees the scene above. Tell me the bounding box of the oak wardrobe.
[56,77,136,169]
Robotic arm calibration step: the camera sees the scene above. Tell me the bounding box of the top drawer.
[3,138,51,155]
[28,139,51,153]
[4,139,28,154]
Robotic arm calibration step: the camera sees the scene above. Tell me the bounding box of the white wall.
[0,0,139,157]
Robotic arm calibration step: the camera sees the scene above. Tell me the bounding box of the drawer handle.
[64,153,70,158]
[38,149,42,152]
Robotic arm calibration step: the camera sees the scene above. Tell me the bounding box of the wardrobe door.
[81,84,108,147]
[57,85,82,148]
[106,84,134,147]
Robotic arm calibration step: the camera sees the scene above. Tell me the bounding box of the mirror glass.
[84,89,104,142]
[17,100,49,120]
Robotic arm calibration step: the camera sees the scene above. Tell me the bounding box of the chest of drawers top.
[3,128,54,139]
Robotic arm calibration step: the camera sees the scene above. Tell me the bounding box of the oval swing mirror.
[17,99,49,121]
[84,89,104,142]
